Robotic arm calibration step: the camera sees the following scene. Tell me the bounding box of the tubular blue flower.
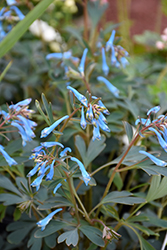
[135,118,151,126]
[10,6,24,20]
[31,174,45,191]
[27,162,42,177]
[17,115,35,138]
[101,47,109,76]
[38,161,48,175]
[147,106,160,116]
[9,98,32,109]
[70,157,91,186]
[0,145,17,166]
[11,121,32,146]
[120,57,129,68]
[0,110,9,119]
[32,146,43,153]
[139,150,167,167]
[6,0,18,5]
[99,112,107,124]
[97,76,119,97]
[92,121,101,141]
[37,208,62,231]
[46,160,55,181]
[53,183,62,194]
[41,142,64,149]
[111,46,117,65]
[106,30,116,51]
[41,115,69,138]
[60,147,72,158]
[92,97,110,115]
[86,104,93,120]
[80,106,87,130]
[46,51,72,60]
[78,48,88,75]
[149,127,167,152]
[97,116,110,132]
[67,86,88,107]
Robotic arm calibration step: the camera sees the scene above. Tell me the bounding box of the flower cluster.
[67,86,111,141]
[28,115,91,192]
[0,98,36,166]
[0,0,24,40]
[98,30,129,75]
[136,106,167,166]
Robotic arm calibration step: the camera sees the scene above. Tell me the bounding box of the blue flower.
[70,157,91,186]
[147,106,160,116]
[0,145,17,166]
[120,57,129,68]
[86,104,93,120]
[17,115,35,138]
[101,47,109,76]
[80,106,87,130]
[97,116,110,132]
[46,160,55,181]
[9,98,32,109]
[92,121,101,141]
[111,46,117,65]
[41,115,69,138]
[106,30,116,51]
[135,118,151,126]
[92,97,110,115]
[37,208,62,231]
[148,127,167,152]
[60,147,72,158]
[78,48,88,75]
[46,51,72,60]
[97,76,119,97]
[41,142,64,149]
[139,150,167,167]
[67,86,88,107]
[11,121,32,146]
[10,6,24,20]
[27,162,42,177]
[6,0,18,5]
[31,174,45,191]
[53,183,62,194]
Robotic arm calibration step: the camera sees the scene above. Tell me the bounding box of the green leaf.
[146,176,167,202]
[123,121,134,143]
[0,193,26,206]
[13,208,22,221]
[7,225,34,244]
[128,223,158,236]
[75,135,106,168]
[35,221,68,238]
[42,93,54,124]
[0,0,56,58]
[65,26,84,45]
[88,0,108,28]
[109,170,123,191]
[80,225,104,247]
[35,100,50,125]
[0,174,22,196]
[138,234,155,250]
[44,233,57,248]
[102,191,146,205]
[0,61,12,82]
[58,228,79,247]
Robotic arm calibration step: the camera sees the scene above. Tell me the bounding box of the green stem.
[73,187,92,224]
[65,173,80,225]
